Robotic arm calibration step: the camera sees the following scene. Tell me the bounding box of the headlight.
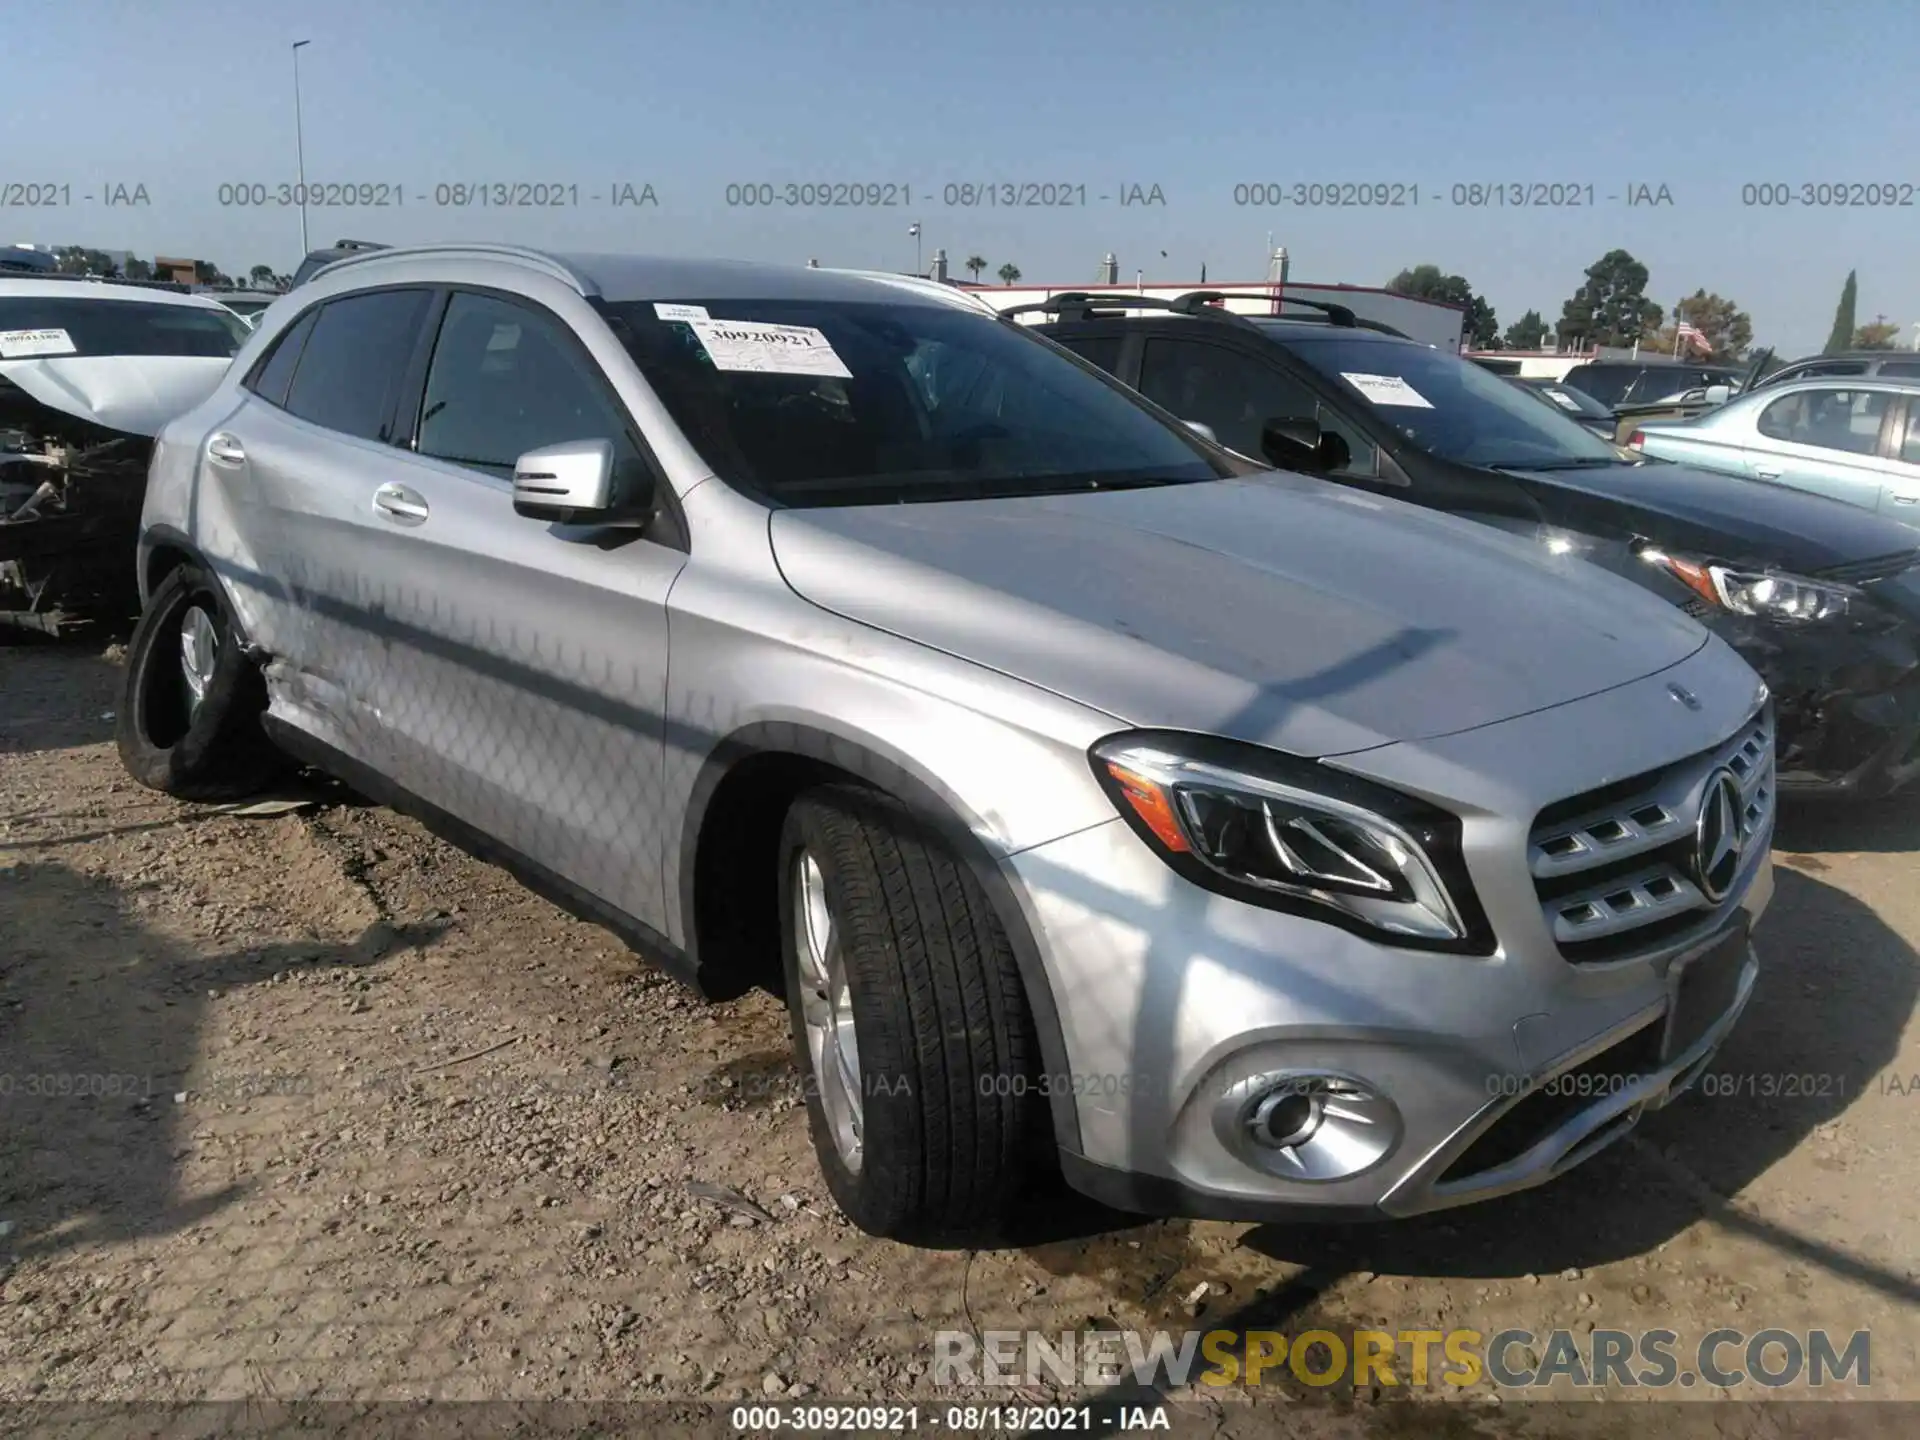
[1089,732,1492,954]
[1637,547,1856,624]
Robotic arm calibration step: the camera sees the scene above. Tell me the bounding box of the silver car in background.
[119,245,1774,1243]
[1630,377,1920,523]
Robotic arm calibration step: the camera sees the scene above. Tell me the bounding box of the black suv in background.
[290,238,389,288]
[1030,291,1920,798]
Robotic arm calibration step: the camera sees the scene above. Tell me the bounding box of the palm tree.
[996,262,1022,286]
[965,254,987,283]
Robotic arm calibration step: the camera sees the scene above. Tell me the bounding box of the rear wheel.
[117,563,286,800]
[778,784,1045,1243]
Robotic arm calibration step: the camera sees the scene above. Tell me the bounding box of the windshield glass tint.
[600,298,1228,505]
[0,297,246,357]
[1291,339,1625,468]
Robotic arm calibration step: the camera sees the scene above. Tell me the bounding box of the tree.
[1853,315,1900,349]
[1388,264,1498,347]
[1503,309,1549,350]
[1823,271,1858,354]
[1645,290,1754,364]
[249,264,277,287]
[54,246,119,277]
[192,259,233,287]
[1555,249,1662,350]
[996,262,1021,286]
[964,254,987,283]
[122,257,152,280]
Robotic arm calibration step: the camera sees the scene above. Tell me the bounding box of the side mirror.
[1182,419,1219,444]
[512,439,651,525]
[1260,417,1349,473]
[1703,384,1730,405]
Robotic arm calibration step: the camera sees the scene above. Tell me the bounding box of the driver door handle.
[1752,466,1782,480]
[206,433,246,466]
[372,482,429,525]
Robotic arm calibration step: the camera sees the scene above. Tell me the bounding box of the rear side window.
[1559,366,1633,407]
[1051,334,1123,375]
[283,289,430,442]
[1876,360,1920,378]
[244,307,318,408]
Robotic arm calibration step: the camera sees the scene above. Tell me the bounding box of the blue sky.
[6,0,1917,353]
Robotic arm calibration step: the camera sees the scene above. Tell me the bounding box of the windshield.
[600,297,1230,505]
[1290,337,1626,469]
[0,297,247,357]
[1520,380,1612,420]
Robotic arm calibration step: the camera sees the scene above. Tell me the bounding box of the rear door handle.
[206,433,246,466]
[1752,467,1781,479]
[371,482,429,525]
[1892,492,1919,505]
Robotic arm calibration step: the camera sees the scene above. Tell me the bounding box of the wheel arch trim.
[678,719,1084,1153]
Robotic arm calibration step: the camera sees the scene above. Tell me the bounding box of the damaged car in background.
[1,276,247,633]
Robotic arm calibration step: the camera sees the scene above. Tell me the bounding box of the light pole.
[292,40,311,255]
[908,222,922,276]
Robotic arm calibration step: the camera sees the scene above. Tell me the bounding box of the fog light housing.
[1212,1072,1401,1182]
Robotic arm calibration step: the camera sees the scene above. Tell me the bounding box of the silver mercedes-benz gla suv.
[121,246,1774,1241]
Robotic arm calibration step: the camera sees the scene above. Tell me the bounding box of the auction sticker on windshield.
[1341,372,1433,408]
[0,328,77,359]
[690,319,852,377]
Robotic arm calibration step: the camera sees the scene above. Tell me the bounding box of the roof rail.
[996,291,1263,333]
[307,243,595,295]
[1172,290,1360,327]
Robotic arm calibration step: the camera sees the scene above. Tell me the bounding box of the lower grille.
[1438,1019,1663,1184]
[1529,708,1773,963]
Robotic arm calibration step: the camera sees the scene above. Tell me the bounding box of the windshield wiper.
[1496,457,1623,472]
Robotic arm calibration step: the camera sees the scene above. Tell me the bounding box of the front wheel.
[778,784,1046,1243]
[116,562,286,800]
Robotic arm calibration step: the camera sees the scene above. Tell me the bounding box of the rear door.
[208,286,434,765]
[1877,393,1920,519]
[1742,385,1899,513]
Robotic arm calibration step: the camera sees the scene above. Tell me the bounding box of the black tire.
[778,784,1045,1243]
[116,562,285,800]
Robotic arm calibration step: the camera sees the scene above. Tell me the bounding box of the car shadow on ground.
[1775,789,1920,856]
[0,641,125,755]
[0,859,443,1264]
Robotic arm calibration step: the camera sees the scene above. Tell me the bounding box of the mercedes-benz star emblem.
[1693,767,1747,902]
[1667,682,1703,711]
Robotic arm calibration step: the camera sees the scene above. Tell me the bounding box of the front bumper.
[1010,641,1774,1222]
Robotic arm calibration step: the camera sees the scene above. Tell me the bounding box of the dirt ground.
[2,637,1917,1430]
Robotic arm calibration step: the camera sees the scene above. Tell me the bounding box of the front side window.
[416,291,638,477]
[599,297,1228,506]
[283,288,430,442]
[1137,337,1317,459]
[1559,366,1636,407]
[0,297,246,357]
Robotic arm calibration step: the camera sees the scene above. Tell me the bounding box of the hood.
[769,474,1709,758]
[1511,461,1918,574]
[0,355,231,437]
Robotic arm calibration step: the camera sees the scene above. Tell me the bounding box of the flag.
[1676,321,1712,355]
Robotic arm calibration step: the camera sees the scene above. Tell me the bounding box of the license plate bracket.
[1662,920,1750,1064]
